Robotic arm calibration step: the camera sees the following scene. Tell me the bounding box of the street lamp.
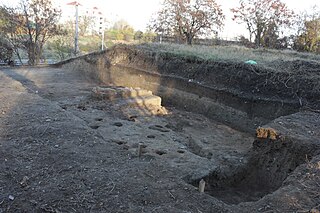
[67,1,81,56]
[98,12,105,51]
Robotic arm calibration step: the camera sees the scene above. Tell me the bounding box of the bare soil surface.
[0,66,319,213]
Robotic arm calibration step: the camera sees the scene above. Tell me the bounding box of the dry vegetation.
[138,43,320,72]
[126,42,320,111]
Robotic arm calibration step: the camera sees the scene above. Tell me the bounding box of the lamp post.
[67,1,81,56]
[98,12,105,50]
[101,29,105,50]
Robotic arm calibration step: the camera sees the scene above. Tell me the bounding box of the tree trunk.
[186,34,193,45]
[15,49,23,65]
[27,42,43,65]
[12,44,23,65]
[256,26,262,47]
[247,23,253,43]
[27,43,36,66]
[35,43,42,65]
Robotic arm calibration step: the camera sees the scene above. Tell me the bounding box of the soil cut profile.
[1,44,320,213]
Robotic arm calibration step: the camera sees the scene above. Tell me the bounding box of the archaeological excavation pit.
[187,135,317,204]
[53,44,320,211]
[90,85,319,205]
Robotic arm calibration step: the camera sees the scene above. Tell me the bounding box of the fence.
[156,35,244,46]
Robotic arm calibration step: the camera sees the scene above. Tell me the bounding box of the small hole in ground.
[111,139,127,145]
[113,122,123,127]
[155,150,167,155]
[177,150,185,154]
[95,118,103,121]
[77,105,87,111]
[115,141,125,145]
[90,125,100,129]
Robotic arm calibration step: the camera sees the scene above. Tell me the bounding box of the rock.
[128,115,138,122]
[92,86,166,115]
[20,176,29,187]
[256,127,279,140]
[310,208,320,213]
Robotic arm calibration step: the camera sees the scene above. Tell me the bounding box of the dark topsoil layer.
[79,44,319,109]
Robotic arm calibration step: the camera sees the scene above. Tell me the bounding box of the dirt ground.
[0,66,319,213]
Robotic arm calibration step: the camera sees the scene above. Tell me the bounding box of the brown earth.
[56,45,320,132]
[0,45,320,212]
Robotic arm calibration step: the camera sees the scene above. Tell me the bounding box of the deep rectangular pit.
[188,138,315,204]
[56,45,320,211]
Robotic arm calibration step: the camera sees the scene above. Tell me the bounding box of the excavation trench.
[188,137,317,204]
[56,46,320,207]
[58,60,301,133]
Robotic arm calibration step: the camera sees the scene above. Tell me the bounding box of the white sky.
[1,0,319,39]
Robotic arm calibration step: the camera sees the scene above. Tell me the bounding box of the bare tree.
[0,36,14,64]
[79,15,94,36]
[0,0,61,65]
[293,6,320,53]
[0,6,24,64]
[149,0,225,45]
[231,0,294,47]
